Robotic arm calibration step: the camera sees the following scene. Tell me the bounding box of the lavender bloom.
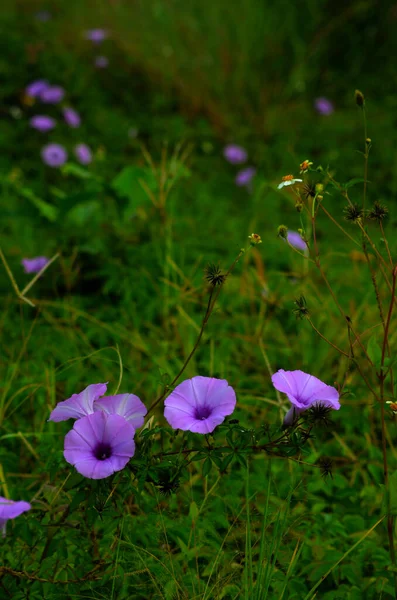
[21,256,49,273]
[314,97,334,116]
[74,143,92,165]
[94,394,147,429]
[30,115,56,132]
[41,143,67,167]
[272,369,340,426]
[94,56,109,68]
[25,80,49,98]
[223,144,247,165]
[235,167,256,188]
[85,29,108,43]
[40,85,65,104]
[64,412,135,479]
[286,231,307,252]
[0,497,31,536]
[63,107,81,128]
[49,383,108,422]
[164,376,236,434]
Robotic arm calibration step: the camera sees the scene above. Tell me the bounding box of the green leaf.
[202,456,212,477]
[341,177,367,190]
[111,166,157,212]
[20,187,58,222]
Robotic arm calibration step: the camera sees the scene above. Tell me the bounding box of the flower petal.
[94,393,147,429]
[49,383,107,422]
[0,498,31,520]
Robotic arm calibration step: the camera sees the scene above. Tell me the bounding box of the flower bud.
[355,89,365,107]
[277,225,288,239]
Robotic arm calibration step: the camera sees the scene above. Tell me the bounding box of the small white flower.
[277,175,303,189]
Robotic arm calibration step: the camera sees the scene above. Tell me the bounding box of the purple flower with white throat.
[235,167,256,188]
[0,497,31,536]
[314,97,334,116]
[85,29,108,43]
[223,144,247,165]
[74,143,92,165]
[164,376,236,434]
[286,231,307,252]
[21,256,49,273]
[63,107,81,128]
[26,80,49,98]
[94,56,109,68]
[64,412,135,479]
[40,85,65,104]
[41,143,67,167]
[271,369,340,426]
[30,115,56,132]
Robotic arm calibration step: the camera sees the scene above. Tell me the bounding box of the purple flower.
[25,80,49,98]
[314,97,334,116]
[63,107,81,128]
[272,369,340,426]
[49,383,147,428]
[235,167,256,188]
[0,497,31,536]
[41,143,67,167]
[223,144,247,165]
[40,86,65,104]
[64,412,135,479]
[85,29,108,43]
[94,56,109,68]
[30,115,56,132]
[164,376,236,434]
[286,231,307,252]
[74,143,92,165]
[21,256,49,274]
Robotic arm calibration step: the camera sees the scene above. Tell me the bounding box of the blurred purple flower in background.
[25,79,49,98]
[164,376,237,434]
[95,56,109,68]
[49,383,108,422]
[314,97,334,116]
[40,85,65,104]
[63,107,81,128]
[85,29,108,43]
[0,497,31,536]
[272,369,340,426]
[235,167,256,188]
[74,143,92,165]
[21,256,49,273]
[223,144,247,165]
[41,143,67,167]
[30,115,56,132]
[35,10,51,22]
[64,411,135,479]
[286,230,307,252]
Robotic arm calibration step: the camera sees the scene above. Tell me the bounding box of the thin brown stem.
[319,204,360,247]
[307,319,350,357]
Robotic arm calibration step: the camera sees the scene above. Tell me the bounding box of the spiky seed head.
[344,203,364,224]
[293,295,310,320]
[368,200,388,224]
[205,263,225,286]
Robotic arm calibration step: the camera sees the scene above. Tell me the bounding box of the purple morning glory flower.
[272,369,340,426]
[85,29,108,43]
[41,143,67,167]
[164,376,237,434]
[30,115,56,132]
[94,393,147,429]
[64,412,135,479]
[286,231,307,252]
[74,143,92,165]
[21,256,49,273]
[235,167,256,187]
[0,497,31,537]
[63,107,81,128]
[314,97,334,116]
[49,383,108,422]
[223,144,247,165]
[40,85,65,104]
[94,56,109,68]
[25,80,49,98]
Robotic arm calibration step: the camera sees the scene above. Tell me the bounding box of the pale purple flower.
[25,80,49,98]
[272,369,340,426]
[223,144,247,165]
[40,85,65,104]
[74,143,92,165]
[314,97,334,116]
[94,56,109,68]
[0,497,31,536]
[21,256,49,273]
[286,231,307,252]
[49,383,147,428]
[30,115,56,132]
[85,29,108,43]
[41,143,67,167]
[63,107,81,128]
[164,376,236,434]
[64,412,135,479]
[235,167,256,187]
